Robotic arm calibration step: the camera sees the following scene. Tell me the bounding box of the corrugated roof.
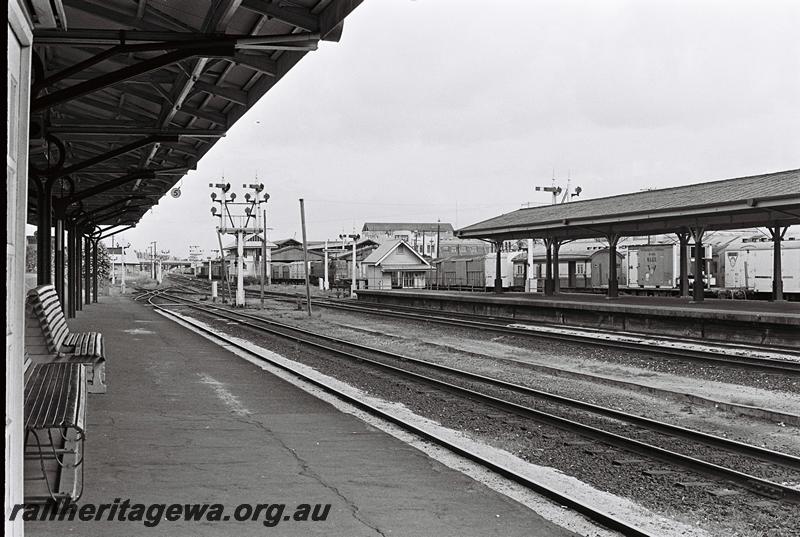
[457,169,800,240]
[363,222,455,233]
[27,1,364,230]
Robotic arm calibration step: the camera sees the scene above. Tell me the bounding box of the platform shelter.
[7,2,364,534]
[456,170,800,301]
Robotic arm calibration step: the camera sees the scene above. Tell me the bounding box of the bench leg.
[86,362,107,394]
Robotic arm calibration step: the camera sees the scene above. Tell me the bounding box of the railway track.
[147,288,800,512]
[141,288,651,537]
[165,275,800,374]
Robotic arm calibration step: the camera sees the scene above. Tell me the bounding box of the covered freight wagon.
[589,249,626,288]
[627,244,677,288]
[484,252,524,289]
[435,254,485,289]
[725,240,800,296]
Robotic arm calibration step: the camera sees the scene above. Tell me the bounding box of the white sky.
[107,0,800,256]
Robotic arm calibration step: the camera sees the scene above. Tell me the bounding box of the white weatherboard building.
[362,240,431,289]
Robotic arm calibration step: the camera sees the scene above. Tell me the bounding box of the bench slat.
[24,363,85,432]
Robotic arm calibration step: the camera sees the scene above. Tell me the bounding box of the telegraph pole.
[299,199,312,316]
[260,215,266,309]
[150,241,157,281]
[436,219,441,259]
[350,234,359,297]
[120,242,127,294]
[323,239,329,291]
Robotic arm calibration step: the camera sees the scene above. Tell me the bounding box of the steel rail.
[165,275,800,373]
[152,290,800,503]
[146,291,654,537]
[319,298,800,355]
[314,302,800,372]
[289,297,800,374]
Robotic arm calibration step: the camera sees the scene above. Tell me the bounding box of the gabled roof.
[362,239,430,266]
[457,169,800,241]
[273,238,302,248]
[363,222,455,233]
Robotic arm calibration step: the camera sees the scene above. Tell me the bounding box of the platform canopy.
[27,0,363,231]
[456,169,800,241]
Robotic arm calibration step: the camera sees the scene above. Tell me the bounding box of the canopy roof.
[28,0,363,232]
[457,169,800,241]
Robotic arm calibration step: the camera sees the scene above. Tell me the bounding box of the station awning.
[28,0,364,232]
[456,169,800,241]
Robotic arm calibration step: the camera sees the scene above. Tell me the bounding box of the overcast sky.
[110,0,799,256]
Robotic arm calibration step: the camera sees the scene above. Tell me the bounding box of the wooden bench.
[25,284,106,393]
[23,362,87,503]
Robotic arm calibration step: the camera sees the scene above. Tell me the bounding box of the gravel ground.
[212,299,800,458]
[325,304,800,394]
[171,303,800,537]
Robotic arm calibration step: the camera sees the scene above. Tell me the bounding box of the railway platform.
[25,295,578,537]
[355,289,800,348]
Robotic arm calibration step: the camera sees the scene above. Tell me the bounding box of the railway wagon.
[279,260,325,283]
[724,240,800,297]
[484,252,525,289]
[271,262,291,281]
[434,254,485,288]
[196,261,223,280]
[626,244,678,288]
[589,249,626,288]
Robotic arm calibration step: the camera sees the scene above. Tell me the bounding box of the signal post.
[210,181,269,307]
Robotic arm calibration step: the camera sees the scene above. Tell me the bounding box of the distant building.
[362,239,431,289]
[110,249,146,275]
[223,233,277,278]
[362,222,454,256]
[273,238,302,249]
[313,239,380,283]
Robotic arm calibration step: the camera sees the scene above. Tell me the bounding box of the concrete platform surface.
[26,295,577,537]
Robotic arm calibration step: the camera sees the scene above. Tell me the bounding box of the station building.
[362,239,431,289]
